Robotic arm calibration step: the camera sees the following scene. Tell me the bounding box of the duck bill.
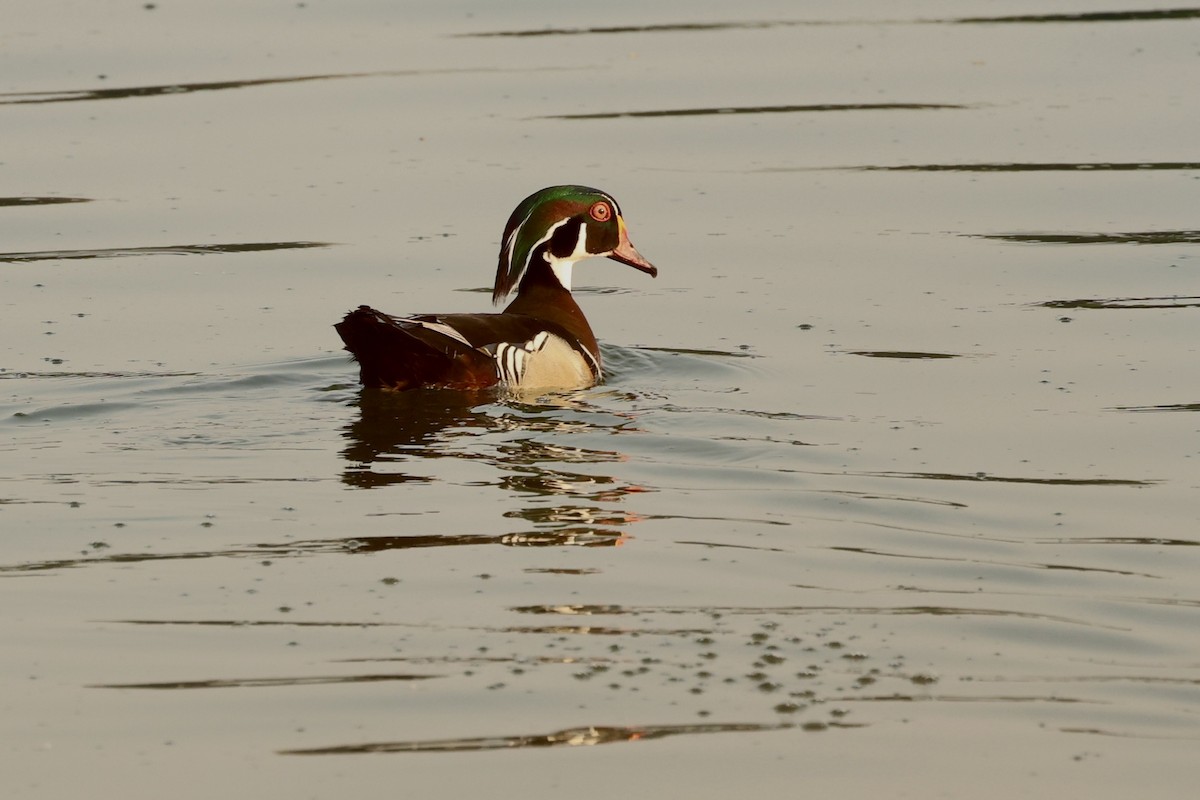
[608,216,658,277]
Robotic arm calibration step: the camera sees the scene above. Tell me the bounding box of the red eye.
[589,202,612,222]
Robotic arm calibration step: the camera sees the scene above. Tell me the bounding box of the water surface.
[3,2,1198,798]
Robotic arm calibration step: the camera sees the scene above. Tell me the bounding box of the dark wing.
[334,305,556,390]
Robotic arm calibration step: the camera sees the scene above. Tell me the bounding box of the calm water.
[3,2,1199,797]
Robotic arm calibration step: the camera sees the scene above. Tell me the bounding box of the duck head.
[493,185,658,303]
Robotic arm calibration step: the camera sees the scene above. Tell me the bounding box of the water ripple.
[1109,403,1200,413]
[91,672,441,690]
[0,240,332,263]
[461,9,1200,37]
[0,196,91,207]
[846,350,963,359]
[0,68,570,106]
[0,529,625,574]
[541,102,967,120]
[279,721,804,755]
[1037,296,1200,309]
[837,162,1200,172]
[783,468,1157,487]
[954,8,1200,24]
[970,231,1200,245]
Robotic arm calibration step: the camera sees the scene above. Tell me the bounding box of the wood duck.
[335,185,658,391]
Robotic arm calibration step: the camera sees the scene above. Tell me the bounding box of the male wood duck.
[335,185,658,391]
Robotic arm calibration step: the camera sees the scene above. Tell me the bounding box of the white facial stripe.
[504,208,535,274]
[521,217,569,278]
[570,220,590,259]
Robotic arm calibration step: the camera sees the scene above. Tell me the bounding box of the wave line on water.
[0,196,92,207]
[968,231,1200,245]
[0,528,624,574]
[830,545,1159,581]
[539,102,968,120]
[949,8,1200,24]
[102,618,712,637]
[845,350,963,359]
[507,601,1126,629]
[0,240,333,263]
[844,161,1200,172]
[0,68,582,105]
[0,369,199,380]
[459,9,1200,37]
[458,20,828,36]
[1108,402,1200,413]
[1037,295,1200,310]
[279,720,802,755]
[784,468,1158,486]
[90,672,442,690]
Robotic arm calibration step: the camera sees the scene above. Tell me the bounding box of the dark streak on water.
[837,162,1200,172]
[0,72,392,105]
[510,602,1118,629]
[334,655,614,665]
[0,241,332,263]
[660,405,831,421]
[676,539,788,553]
[109,619,426,627]
[820,490,967,509]
[831,693,1091,705]
[952,8,1200,24]
[0,68,563,106]
[278,721,805,755]
[105,618,711,637]
[1037,296,1200,310]
[790,469,1156,487]
[832,546,1157,580]
[0,196,91,207]
[91,673,442,690]
[1,370,200,380]
[461,9,1200,37]
[459,21,816,37]
[1038,536,1200,546]
[970,231,1200,245]
[847,351,961,359]
[1109,403,1200,413]
[541,103,967,120]
[0,529,623,574]
[636,345,759,359]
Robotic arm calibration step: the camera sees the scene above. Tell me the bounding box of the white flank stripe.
[493,330,594,390]
[580,346,601,380]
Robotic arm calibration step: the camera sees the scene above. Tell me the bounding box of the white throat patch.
[549,260,573,291]
[545,221,590,292]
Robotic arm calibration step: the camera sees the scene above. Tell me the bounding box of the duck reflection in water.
[338,388,651,549]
